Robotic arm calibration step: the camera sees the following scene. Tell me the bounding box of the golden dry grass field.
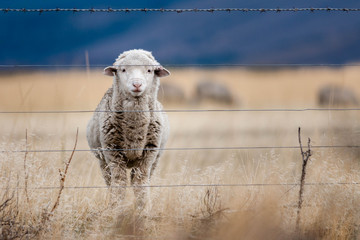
[0,67,360,239]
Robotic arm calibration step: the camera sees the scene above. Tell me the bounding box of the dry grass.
[0,67,360,239]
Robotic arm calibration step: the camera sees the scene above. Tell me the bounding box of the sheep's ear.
[103,66,117,76]
[155,66,170,78]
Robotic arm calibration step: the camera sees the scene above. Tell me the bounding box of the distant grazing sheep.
[86,49,170,208]
[194,80,235,105]
[158,83,185,103]
[318,85,358,106]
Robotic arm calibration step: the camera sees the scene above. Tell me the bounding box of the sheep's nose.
[133,83,142,89]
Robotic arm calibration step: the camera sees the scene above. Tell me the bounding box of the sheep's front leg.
[106,154,127,204]
[130,159,154,209]
[150,152,162,178]
[96,150,111,186]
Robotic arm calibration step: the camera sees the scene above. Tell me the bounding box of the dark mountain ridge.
[1,0,360,65]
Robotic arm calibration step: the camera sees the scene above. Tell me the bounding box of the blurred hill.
[1,0,360,65]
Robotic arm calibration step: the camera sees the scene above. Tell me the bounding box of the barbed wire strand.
[1,108,360,114]
[1,145,359,154]
[1,182,359,190]
[1,7,360,14]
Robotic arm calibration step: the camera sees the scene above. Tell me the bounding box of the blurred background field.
[0,67,359,239]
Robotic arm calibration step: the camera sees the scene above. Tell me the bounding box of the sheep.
[194,80,235,105]
[318,85,358,106]
[86,49,170,208]
[158,82,186,103]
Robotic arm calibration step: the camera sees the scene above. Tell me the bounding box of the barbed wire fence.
[1,7,360,14]
[0,62,359,189]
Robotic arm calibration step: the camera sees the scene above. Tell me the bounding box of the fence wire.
[1,108,360,114]
[1,7,360,14]
[1,145,359,154]
[1,63,360,67]
[2,182,359,190]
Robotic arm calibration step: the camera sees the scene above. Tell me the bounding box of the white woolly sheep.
[86,49,170,208]
[194,80,235,105]
[318,85,358,106]
[158,82,186,103]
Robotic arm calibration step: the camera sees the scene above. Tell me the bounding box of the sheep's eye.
[121,69,126,73]
[147,69,152,73]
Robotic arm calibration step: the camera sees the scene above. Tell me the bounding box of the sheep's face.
[103,49,170,97]
[117,65,161,97]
